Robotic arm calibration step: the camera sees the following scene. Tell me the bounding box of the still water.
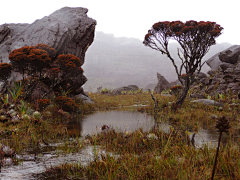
[0,110,230,179]
[67,111,155,136]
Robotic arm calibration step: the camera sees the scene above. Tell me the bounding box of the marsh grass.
[2,89,240,179]
[40,91,240,179]
[45,128,240,179]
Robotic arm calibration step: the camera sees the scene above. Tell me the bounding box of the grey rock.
[195,72,207,80]
[206,45,240,70]
[0,7,96,99]
[218,45,240,64]
[190,99,223,107]
[0,7,96,65]
[75,94,94,104]
[154,73,170,94]
[219,63,235,71]
[206,52,225,71]
[113,85,139,95]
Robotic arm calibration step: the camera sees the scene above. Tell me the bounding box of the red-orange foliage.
[34,44,56,58]
[55,96,79,112]
[56,54,83,76]
[0,63,12,82]
[170,85,182,90]
[56,54,82,71]
[38,98,50,110]
[50,68,61,76]
[9,44,85,99]
[144,20,223,106]
[9,45,51,77]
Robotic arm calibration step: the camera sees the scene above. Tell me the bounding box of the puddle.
[0,146,104,180]
[157,122,231,148]
[67,111,155,136]
[0,110,236,179]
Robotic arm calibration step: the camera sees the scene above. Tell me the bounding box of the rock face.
[0,7,96,65]
[0,7,96,101]
[195,45,240,95]
[113,85,139,95]
[154,73,171,94]
[206,45,240,71]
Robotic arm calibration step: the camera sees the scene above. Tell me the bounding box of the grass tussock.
[2,88,240,179]
[45,128,240,179]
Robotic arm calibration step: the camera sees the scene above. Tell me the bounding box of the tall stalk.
[211,116,230,180]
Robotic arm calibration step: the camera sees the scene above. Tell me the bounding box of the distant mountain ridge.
[83,31,232,92]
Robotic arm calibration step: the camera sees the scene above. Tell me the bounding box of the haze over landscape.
[83,31,232,92]
[0,0,238,91]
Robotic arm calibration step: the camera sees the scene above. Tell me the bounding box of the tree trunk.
[176,77,191,107]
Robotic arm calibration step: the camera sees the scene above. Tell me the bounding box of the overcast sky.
[0,0,239,44]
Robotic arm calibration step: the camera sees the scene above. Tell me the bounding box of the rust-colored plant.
[170,85,182,90]
[56,54,82,73]
[38,99,50,110]
[143,20,223,107]
[9,45,52,78]
[34,43,56,58]
[55,96,79,112]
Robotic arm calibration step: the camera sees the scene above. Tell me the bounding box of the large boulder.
[206,45,240,71]
[218,45,240,64]
[113,85,139,95]
[0,7,96,65]
[154,73,170,94]
[0,7,96,100]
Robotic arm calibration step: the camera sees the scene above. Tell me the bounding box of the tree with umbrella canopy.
[143,20,223,107]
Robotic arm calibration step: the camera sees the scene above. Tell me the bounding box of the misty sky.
[0,0,239,44]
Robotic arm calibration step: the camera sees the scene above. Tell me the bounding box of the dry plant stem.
[211,131,222,180]
[149,90,158,113]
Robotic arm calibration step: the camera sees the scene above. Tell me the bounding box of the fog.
[83,31,232,92]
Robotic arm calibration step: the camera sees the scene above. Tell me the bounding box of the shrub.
[56,54,83,74]
[9,45,52,78]
[38,99,50,110]
[34,43,56,58]
[55,96,79,112]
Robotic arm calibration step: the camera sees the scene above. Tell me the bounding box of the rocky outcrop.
[0,7,96,101]
[154,73,171,94]
[0,7,96,65]
[206,45,240,71]
[113,85,139,95]
[195,45,240,95]
[218,45,240,64]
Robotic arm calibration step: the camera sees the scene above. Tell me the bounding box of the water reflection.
[67,111,155,136]
[0,111,235,179]
[67,110,229,147]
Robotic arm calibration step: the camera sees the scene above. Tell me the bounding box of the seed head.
[215,116,231,133]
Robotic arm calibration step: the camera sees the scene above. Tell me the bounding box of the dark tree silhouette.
[0,63,12,83]
[143,20,223,106]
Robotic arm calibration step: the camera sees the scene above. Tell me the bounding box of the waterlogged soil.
[0,110,235,179]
